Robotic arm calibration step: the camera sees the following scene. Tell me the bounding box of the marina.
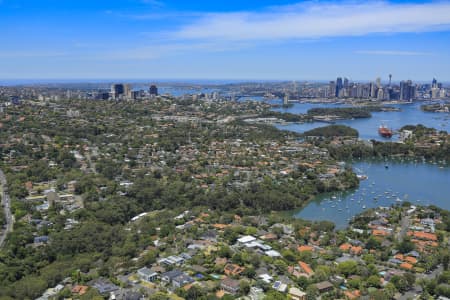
[294,159,450,229]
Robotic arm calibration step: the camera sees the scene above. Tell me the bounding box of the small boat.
[362,205,366,209]
[395,197,403,202]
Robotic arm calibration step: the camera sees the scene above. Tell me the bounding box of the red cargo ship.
[378,125,393,138]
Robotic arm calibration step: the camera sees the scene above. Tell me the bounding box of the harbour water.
[294,160,450,229]
[273,101,450,141]
[264,99,450,228]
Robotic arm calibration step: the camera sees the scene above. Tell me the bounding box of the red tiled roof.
[400,262,413,270]
[298,261,314,276]
[298,245,314,252]
[407,231,437,241]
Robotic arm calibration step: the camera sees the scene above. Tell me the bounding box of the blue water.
[273,101,450,141]
[263,100,450,228]
[295,160,450,229]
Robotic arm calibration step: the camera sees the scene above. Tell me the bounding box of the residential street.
[0,169,13,248]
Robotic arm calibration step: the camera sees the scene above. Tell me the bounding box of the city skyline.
[2,0,450,80]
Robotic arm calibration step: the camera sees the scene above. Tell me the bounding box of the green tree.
[240,280,251,295]
[398,237,415,254]
[337,260,358,277]
[264,290,287,300]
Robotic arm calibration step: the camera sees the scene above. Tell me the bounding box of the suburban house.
[172,273,194,288]
[161,270,184,283]
[224,263,245,276]
[315,281,334,294]
[298,261,314,278]
[220,278,240,295]
[137,267,158,282]
[288,287,307,300]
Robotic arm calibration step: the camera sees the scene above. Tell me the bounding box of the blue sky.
[1,0,450,82]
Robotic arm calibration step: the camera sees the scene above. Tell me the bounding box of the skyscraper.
[376,77,381,88]
[149,85,158,96]
[111,84,125,99]
[329,81,336,98]
[124,84,131,99]
[370,83,376,98]
[343,78,349,89]
[336,77,343,97]
[432,78,438,88]
[400,80,415,101]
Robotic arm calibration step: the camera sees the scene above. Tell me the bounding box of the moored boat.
[378,125,393,138]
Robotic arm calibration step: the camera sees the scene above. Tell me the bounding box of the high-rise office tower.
[149,85,158,96]
[400,81,407,101]
[376,77,381,88]
[432,78,438,88]
[400,80,415,101]
[377,88,384,101]
[370,83,376,98]
[336,77,343,97]
[329,81,336,98]
[111,84,125,99]
[123,84,132,99]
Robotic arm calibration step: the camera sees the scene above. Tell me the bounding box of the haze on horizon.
[2,0,450,82]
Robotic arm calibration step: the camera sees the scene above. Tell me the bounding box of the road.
[397,213,410,242]
[0,169,13,248]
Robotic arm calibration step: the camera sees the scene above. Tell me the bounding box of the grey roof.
[90,278,119,294]
[173,274,194,286]
[389,258,403,264]
[111,289,143,300]
[221,278,240,289]
[406,251,420,258]
[138,267,156,277]
[162,269,184,280]
[34,236,49,243]
[316,281,333,291]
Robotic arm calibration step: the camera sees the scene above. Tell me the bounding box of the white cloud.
[355,50,433,56]
[103,41,253,60]
[173,1,450,41]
